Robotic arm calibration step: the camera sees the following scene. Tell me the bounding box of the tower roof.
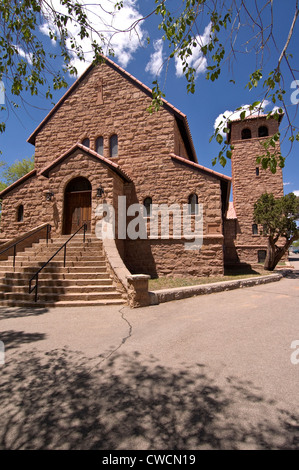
[226,112,284,143]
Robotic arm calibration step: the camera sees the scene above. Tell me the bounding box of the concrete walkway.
[0,256,298,450]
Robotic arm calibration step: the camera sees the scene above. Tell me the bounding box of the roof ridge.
[27,55,197,162]
[40,143,132,182]
[0,169,37,198]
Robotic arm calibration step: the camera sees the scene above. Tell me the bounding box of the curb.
[149,273,283,305]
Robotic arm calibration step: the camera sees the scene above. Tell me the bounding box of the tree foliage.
[0,1,299,171]
[254,192,299,270]
[0,155,34,190]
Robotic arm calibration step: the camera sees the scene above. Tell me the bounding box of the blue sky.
[0,0,299,196]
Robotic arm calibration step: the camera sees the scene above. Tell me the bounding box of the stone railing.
[102,237,150,308]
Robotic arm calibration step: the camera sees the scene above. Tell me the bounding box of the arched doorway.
[63,177,92,234]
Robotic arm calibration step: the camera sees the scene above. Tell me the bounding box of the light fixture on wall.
[97,185,104,197]
[46,191,54,201]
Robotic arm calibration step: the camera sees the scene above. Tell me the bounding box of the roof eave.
[0,169,37,198]
[27,55,197,162]
[170,153,231,182]
[40,143,132,183]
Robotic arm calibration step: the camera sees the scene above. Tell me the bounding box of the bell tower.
[225,113,284,266]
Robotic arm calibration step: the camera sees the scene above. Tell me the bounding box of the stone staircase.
[0,235,126,307]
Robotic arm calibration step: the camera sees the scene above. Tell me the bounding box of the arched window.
[110,134,118,158]
[188,194,198,215]
[17,204,24,222]
[258,126,268,137]
[96,136,103,156]
[65,176,92,193]
[82,137,90,148]
[241,128,251,140]
[143,197,152,217]
[252,224,258,235]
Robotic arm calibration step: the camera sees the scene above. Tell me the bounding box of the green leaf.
[216,133,223,144]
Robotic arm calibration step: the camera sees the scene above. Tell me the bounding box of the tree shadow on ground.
[0,349,298,450]
[224,267,261,276]
[0,330,46,350]
[281,259,299,279]
[283,271,299,279]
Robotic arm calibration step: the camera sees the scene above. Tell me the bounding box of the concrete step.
[1,284,117,294]
[1,271,110,280]
[0,278,113,287]
[2,291,123,302]
[28,241,102,252]
[0,261,106,271]
[2,251,105,261]
[25,249,105,258]
[0,298,126,308]
[5,252,105,261]
[0,234,124,308]
[47,239,101,247]
[0,265,107,274]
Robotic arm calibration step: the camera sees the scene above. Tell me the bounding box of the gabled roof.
[40,143,132,182]
[27,56,197,163]
[170,153,231,182]
[0,169,37,198]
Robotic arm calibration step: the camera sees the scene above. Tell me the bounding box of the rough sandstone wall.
[228,117,284,265]
[2,62,226,277]
[123,154,224,277]
[0,150,125,239]
[0,175,48,238]
[33,63,176,172]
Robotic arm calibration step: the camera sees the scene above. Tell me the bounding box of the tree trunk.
[264,238,276,271]
[264,236,293,271]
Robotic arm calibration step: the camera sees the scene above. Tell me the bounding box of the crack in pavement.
[89,306,133,371]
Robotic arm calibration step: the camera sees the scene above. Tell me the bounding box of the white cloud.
[175,23,211,78]
[293,190,299,197]
[145,39,165,77]
[40,0,146,75]
[214,100,272,137]
[283,182,292,186]
[14,46,33,65]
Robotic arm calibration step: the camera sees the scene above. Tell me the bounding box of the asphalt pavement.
[0,256,298,450]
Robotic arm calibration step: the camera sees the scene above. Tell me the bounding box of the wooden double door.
[63,190,91,234]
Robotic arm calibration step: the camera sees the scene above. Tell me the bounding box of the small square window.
[258,250,267,263]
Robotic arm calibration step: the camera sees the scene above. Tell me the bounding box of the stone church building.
[0,56,284,306]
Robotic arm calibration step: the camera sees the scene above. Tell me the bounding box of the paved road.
[0,257,298,450]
